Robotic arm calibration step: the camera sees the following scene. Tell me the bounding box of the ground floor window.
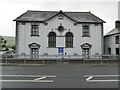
[108,47,111,54]
[116,48,119,55]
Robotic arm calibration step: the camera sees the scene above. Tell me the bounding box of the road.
[1,63,119,88]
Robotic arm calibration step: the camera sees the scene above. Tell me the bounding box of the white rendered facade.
[14,10,105,58]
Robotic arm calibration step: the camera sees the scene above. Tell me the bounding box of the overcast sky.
[0,0,119,36]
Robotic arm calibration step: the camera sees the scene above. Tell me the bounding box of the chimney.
[115,20,120,28]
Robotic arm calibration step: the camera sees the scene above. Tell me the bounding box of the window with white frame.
[116,48,119,55]
[48,32,56,47]
[82,25,90,37]
[65,32,73,48]
[108,47,111,54]
[31,25,39,36]
[115,35,119,44]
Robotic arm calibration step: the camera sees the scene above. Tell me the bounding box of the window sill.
[30,35,39,37]
[82,36,90,37]
[47,47,74,48]
[47,47,56,48]
[65,47,74,48]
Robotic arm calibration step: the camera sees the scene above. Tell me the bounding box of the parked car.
[0,51,13,58]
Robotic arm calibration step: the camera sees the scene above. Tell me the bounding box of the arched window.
[65,32,73,47]
[48,32,56,47]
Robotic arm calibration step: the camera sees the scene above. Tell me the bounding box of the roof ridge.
[27,10,90,13]
[65,11,90,13]
[27,10,58,13]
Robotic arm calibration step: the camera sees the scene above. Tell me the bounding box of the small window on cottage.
[108,47,111,54]
[115,35,119,44]
[82,25,90,37]
[116,48,119,55]
[31,25,39,36]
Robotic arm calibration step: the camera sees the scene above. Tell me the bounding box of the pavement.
[1,63,119,88]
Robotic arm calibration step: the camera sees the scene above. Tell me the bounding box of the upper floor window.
[82,25,90,37]
[65,32,73,48]
[31,25,39,36]
[48,32,56,47]
[115,35,119,44]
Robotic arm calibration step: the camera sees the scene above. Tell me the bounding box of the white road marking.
[85,75,120,82]
[87,80,120,82]
[86,76,93,81]
[85,75,120,77]
[0,75,56,77]
[0,75,56,83]
[34,76,46,81]
[0,80,53,82]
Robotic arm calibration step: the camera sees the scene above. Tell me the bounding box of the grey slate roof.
[14,10,105,23]
[105,28,120,36]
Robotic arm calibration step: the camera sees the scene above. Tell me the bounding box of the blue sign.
[58,48,64,54]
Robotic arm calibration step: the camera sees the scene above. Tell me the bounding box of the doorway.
[31,48,39,58]
[81,43,92,59]
[82,48,89,58]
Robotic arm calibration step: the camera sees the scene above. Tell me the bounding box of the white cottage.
[104,21,120,55]
[14,10,105,58]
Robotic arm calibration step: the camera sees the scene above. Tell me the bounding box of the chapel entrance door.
[82,48,89,58]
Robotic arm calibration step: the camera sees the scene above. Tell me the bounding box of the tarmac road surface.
[1,63,119,88]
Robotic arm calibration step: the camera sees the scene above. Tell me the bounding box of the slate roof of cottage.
[14,10,105,23]
[105,28,120,37]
